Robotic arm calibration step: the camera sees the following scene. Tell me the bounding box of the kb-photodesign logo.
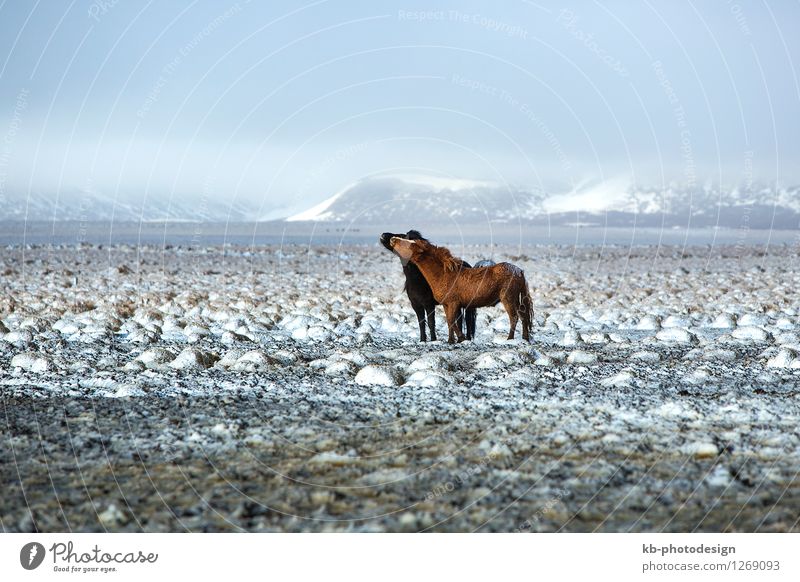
[20,542,46,570]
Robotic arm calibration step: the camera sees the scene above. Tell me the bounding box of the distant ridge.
[277,174,800,229]
[2,175,798,229]
[0,190,255,222]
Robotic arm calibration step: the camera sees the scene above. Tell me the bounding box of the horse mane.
[405,229,429,242]
[418,240,461,272]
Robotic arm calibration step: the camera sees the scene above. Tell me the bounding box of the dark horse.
[380,230,477,341]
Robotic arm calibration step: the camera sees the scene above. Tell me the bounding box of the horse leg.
[455,308,465,338]
[426,305,437,341]
[465,306,477,340]
[445,303,465,344]
[502,296,518,340]
[412,303,427,341]
[520,292,531,342]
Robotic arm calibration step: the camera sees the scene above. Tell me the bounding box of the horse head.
[388,236,427,263]
[380,229,428,251]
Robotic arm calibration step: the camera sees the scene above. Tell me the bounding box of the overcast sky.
[1,0,798,216]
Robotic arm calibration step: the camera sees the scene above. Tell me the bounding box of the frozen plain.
[1,240,799,532]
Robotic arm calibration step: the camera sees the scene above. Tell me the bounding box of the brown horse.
[390,237,533,343]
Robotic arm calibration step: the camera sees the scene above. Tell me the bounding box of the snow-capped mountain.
[285,174,539,224]
[4,175,798,229]
[0,190,257,222]
[282,174,800,229]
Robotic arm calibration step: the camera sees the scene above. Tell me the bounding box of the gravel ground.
[1,242,799,532]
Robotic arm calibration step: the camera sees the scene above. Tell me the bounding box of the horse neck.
[411,252,450,287]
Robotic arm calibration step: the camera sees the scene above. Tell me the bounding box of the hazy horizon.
[1,1,798,219]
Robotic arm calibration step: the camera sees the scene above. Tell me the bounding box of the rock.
[766,349,796,369]
[308,451,359,466]
[731,326,770,342]
[566,350,597,365]
[474,351,523,369]
[231,350,274,371]
[580,332,608,344]
[559,330,582,346]
[404,370,450,387]
[306,325,331,342]
[662,315,691,328]
[630,350,661,362]
[684,367,713,385]
[397,512,418,531]
[272,350,298,365]
[407,354,450,372]
[354,365,402,386]
[122,360,146,372]
[738,313,767,327]
[217,350,244,368]
[169,348,218,370]
[635,315,661,330]
[683,442,718,459]
[126,328,158,344]
[2,329,33,344]
[135,348,175,369]
[702,349,736,361]
[53,318,81,335]
[656,328,696,343]
[98,503,129,527]
[709,313,735,328]
[10,353,50,373]
[379,316,404,333]
[19,317,50,332]
[705,465,732,487]
[774,332,799,345]
[324,360,356,376]
[17,509,36,532]
[221,330,251,344]
[600,371,634,387]
[183,323,210,337]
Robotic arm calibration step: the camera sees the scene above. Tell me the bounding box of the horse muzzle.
[379,232,396,250]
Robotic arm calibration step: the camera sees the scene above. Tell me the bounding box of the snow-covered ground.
[1,242,799,532]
